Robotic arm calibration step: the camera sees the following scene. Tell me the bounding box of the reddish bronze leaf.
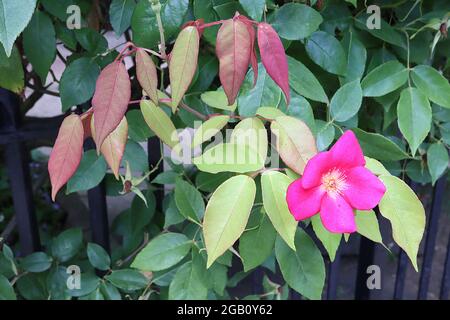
[237,15,258,86]
[216,18,252,105]
[92,61,131,151]
[91,115,128,179]
[81,110,93,140]
[136,48,158,105]
[257,22,290,104]
[48,114,84,201]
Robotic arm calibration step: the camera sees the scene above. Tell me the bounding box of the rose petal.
[301,151,334,189]
[320,194,356,233]
[343,166,386,210]
[287,179,325,221]
[330,130,365,169]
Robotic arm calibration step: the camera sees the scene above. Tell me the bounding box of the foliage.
[1,0,450,300]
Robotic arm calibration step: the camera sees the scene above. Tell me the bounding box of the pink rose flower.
[286,130,386,233]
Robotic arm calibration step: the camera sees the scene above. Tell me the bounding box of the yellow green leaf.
[169,26,200,112]
[378,175,426,271]
[204,175,256,267]
[140,100,179,148]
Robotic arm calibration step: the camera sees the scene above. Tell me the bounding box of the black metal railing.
[1,88,449,299]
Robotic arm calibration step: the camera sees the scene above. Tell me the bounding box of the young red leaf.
[48,114,84,201]
[216,18,252,105]
[92,61,131,151]
[237,15,258,86]
[81,110,93,140]
[169,26,200,112]
[136,48,158,105]
[257,22,290,104]
[91,115,128,180]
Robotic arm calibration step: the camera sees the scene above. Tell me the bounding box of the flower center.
[321,168,347,198]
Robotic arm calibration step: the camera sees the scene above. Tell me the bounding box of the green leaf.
[397,87,431,155]
[140,100,180,148]
[287,56,328,103]
[203,175,256,267]
[261,171,298,250]
[163,194,185,228]
[275,229,325,300]
[20,252,53,273]
[256,107,285,120]
[41,0,74,21]
[132,232,191,271]
[239,209,277,272]
[311,215,341,262]
[152,171,179,184]
[0,274,16,300]
[230,117,268,161]
[282,92,316,134]
[341,30,366,84]
[0,0,37,56]
[411,65,450,109]
[238,63,282,117]
[66,150,107,194]
[378,175,426,271]
[126,109,154,142]
[201,90,237,111]
[74,28,108,55]
[427,142,449,185]
[305,31,347,75]
[121,140,149,172]
[273,3,322,40]
[130,189,156,229]
[66,273,100,298]
[239,0,265,21]
[355,210,383,244]
[192,115,229,148]
[352,128,409,161]
[168,262,208,300]
[330,79,363,122]
[364,156,390,176]
[355,14,406,48]
[110,0,137,36]
[174,179,205,221]
[131,0,189,48]
[195,172,234,192]
[361,61,409,97]
[271,116,317,174]
[23,11,56,82]
[87,243,111,271]
[0,45,23,93]
[315,120,335,152]
[52,228,83,262]
[193,143,264,174]
[59,57,100,111]
[105,269,148,291]
[100,282,122,300]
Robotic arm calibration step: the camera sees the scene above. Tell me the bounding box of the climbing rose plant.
[2,0,449,300]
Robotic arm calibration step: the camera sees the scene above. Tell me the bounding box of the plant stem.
[150,0,167,60]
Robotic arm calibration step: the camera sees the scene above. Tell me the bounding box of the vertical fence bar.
[441,231,450,299]
[147,137,163,211]
[393,250,408,299]
[327,248,342,300]
[354,235,375,299]
[84,139,110,253]
[418,176,447,299]
[0,89,40,255]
